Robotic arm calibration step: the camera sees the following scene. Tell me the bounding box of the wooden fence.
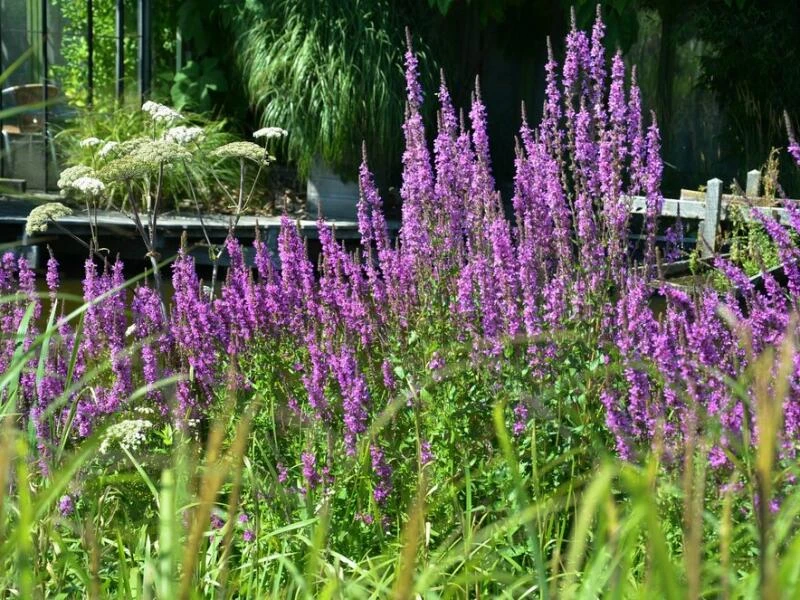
[0,167,792,268]
[630,169,794,259]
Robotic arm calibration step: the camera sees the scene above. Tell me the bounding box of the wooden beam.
[700,178,723,257]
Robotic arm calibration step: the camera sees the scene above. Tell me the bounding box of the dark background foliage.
[43,0,800,196]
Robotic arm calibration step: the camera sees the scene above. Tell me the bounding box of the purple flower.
[46,253,59,298]
[58,494,74,517]
[243,529,255,543]
[331,347,370,454]
[210,513,225,530]
[302,452,320,490]
[356,512,374,525]
[512,403,529,437]
[427,352,445,372]
[420,440,434,465]
[381,359,396,393]
[370,444,393,505]
[276,462,288,484]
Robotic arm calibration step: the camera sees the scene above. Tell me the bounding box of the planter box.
[306,157,359,221]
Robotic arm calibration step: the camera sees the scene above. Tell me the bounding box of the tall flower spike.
[643,113,663,271]
[399,32,434,261]
[589,3,607,121]
[404,28,423,111]
[627,66,645,193]
[541,37,562,158]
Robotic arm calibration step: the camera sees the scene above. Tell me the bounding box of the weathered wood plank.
[701,178,723,257]
[746,170,761,197]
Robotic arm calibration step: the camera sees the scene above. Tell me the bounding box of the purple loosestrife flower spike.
[513,403,529,437]
[469,80,496,221]
[434,74,467,255]
[302,335,331,421]
[420,439,434,465]
[331,346,370,455]
[278,216,318,336]
[45,252,59,299]
[400,33,434,262]
[132,285,172,407]
[382,359,396,393]
[301,451,320,490]
[627,67,645,193]
[370,444,393,505]
[541,38,563,158]
[170,250,226,418]
[58,495,74,517]
[589,4,607,122]
[643,114,663,272]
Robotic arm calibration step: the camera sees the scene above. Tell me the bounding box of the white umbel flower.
[57,165,94,191]
[163,125,204,145]
[100,419,153,455]
[211,141,271,164]
[69,176,105,196]
[98,141,119,158]
[79,137,102,148]
[253,126,288,140]
[25,202,73,235]
[142,100,183,124]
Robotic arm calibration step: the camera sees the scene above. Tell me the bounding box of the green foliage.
[727,208,781,278]
[168,0,242,114]
[54,107,243,211]
[236,0,439,180]
[51,0,179,107]
[170,58,227,113]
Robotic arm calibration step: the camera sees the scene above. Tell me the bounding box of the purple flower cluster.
[370,444,393,505]
[10,12,800,493]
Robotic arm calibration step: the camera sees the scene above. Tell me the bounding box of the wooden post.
[701,178,723,257]
[746,169,761,198]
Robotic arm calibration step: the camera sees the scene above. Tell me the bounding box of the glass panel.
[0,0,178,190]
[0,0,61,189]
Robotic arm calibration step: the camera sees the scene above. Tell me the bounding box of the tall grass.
[237,0,438,180]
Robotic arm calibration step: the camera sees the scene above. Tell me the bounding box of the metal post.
[87,0,94,107]
[701,178,723,258]
[41,0,48,190]
[746,169,761,199]
[115,0,124,103]
[138,0,151,102]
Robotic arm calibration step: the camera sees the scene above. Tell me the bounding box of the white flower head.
[69,176,105,196]
[57,165,94,191]
[100,419,153,455]
[130,139,192,165]
[79,137,102,148]
[99,155,150,181]
[163,125,205,145]
[98,141,119,158]
[211,141,271,164]
[141,100,183,124]
[25,202,73,235]
[253,126,288,140]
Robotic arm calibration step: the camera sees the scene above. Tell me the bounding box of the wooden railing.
[629,169,793,258]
